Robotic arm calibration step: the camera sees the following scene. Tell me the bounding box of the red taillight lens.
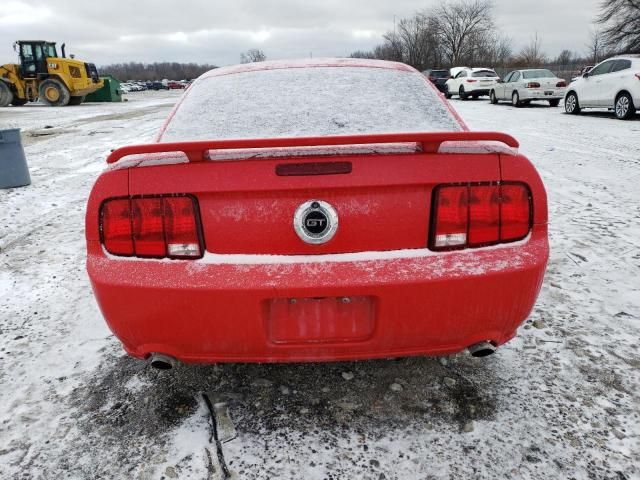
[101,198,133,255]
[468,185,500,246]
[164,196,202,258]
[132,197,165,257]
[100,195,203,259]
[556,80,567,87]
[466,79,478,83]
[525,82,541,88]
[433,186,468,248]
[500,184,531,241]
[431,183,531,251]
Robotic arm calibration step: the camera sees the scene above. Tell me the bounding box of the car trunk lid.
[120,134,511,255]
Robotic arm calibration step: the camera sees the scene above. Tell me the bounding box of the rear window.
[472,70,498,78]
[522,70,556,79]
[429,70,449,78]
[161,66,462,142]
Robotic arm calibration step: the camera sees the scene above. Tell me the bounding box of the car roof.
[201,58,416,80]
[471,67,495,72]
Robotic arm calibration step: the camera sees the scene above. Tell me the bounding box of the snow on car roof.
[200,58,416,77]
[159,61,464,142]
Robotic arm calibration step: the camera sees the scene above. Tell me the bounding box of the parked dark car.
[150,81,169,91]
[423,69,450,93]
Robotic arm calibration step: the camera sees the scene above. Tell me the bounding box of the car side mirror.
[583,72,590,78]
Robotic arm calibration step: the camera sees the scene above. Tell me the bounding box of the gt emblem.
[294,200,338,244]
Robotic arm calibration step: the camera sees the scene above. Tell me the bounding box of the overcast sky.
[0,0,600,66]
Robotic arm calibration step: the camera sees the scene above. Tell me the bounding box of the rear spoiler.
[106,131,519,165]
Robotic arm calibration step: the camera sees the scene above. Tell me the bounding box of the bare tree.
[597,0,640,53]
[374,32,404,62]
[347,0,515,70]
[586,28,604,64]
[433,0,495,65]
[240,49,266,64]
[555,49,574,66]
[515,33,546,66]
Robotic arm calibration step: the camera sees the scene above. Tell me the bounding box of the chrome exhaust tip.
[467,341,496,358]
[148,353,177,370]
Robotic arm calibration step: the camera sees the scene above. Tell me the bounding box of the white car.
[565,55,640,120]
[489,69,567,107]
[445,67,499,100]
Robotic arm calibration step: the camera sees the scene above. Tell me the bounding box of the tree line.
[350,0,639,76]
[99,62,218,81]
[99,48,268,81]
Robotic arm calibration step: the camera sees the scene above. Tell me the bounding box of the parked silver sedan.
[490,69,567,107]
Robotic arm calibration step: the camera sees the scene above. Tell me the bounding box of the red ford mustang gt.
[86,59,548,368]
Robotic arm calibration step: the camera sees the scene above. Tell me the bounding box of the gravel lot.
[0,91,638,479]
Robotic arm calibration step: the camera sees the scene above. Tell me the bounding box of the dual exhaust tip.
[148,342,496,370]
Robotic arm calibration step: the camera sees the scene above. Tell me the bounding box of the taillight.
[500,184,531,241]
[635,73,640,81]
[132,197,165,257]
[525,82,541,88]
[556,80,567,87]
[100,195,203,259]
[466,79,478,83]
[432,186,468,248]
[101,199,133,256]
[430,183,532,251]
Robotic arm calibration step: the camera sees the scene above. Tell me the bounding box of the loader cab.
[16,41,57,78]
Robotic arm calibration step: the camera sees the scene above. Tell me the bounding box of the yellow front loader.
[0,41,103,107]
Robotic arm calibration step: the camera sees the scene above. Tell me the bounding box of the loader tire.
[0,81,12,107]
[11,97,28,106]
[68,96,85,106]
[39,79,70,106]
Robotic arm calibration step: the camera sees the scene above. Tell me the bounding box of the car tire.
[549,99,560,107]
[39,78,71,106]
[512,91,522,107]
[459,86,468,100]
[565,92,581,114]
[444,86,452,99]
[0,81,13,107]
[490,90,498,104]
[614,92,635,120]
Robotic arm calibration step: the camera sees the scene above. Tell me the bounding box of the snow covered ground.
[0,91,638,479]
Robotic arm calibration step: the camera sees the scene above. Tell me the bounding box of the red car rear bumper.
[87,227,548,363]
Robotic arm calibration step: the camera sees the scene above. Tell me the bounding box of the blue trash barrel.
[0,128,31,189]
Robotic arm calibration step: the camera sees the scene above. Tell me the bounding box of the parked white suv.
[565,55,640,120]
[445,68,499,100]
